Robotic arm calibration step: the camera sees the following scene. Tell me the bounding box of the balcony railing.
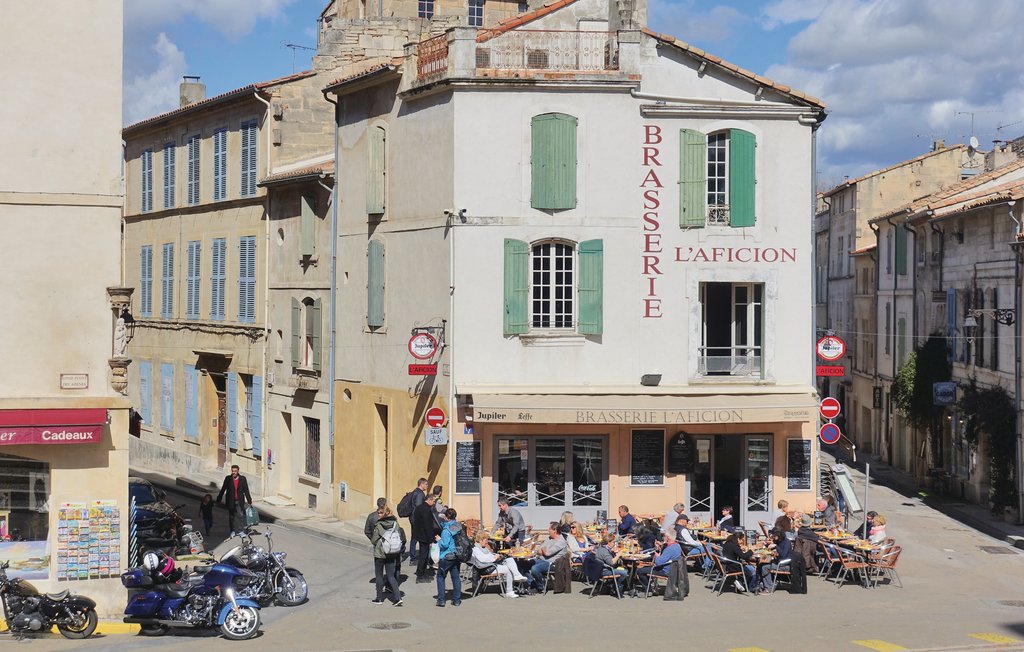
[476,30,618,72]
[698,348,762,376]
[417,33,449,80]
[707,204,731,226]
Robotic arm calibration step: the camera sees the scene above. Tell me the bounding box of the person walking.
[435,508,463,607]
[215,464,252,534]
[370,506,406,606]
[412,493,441,582]
[199,493,214,536]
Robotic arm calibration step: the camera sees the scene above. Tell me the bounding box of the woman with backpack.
[371,505,406,606]
[435,507,465,607]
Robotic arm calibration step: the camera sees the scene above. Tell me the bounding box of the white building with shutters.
[326,0,828,528]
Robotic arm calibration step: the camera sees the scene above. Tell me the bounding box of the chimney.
[179,76,206,107]
[932,139,945,151]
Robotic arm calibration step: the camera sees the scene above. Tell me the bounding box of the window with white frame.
[698,282,763,376]
[531,241,574,329]
[706,132,727,209]
[468,0,484,26]
[418,0,434,18]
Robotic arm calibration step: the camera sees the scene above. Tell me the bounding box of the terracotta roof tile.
[477,0,578,42]
[640,29,825,109]
[850,244,877,255]
[876,158,1024,222]
[324,58,404,91]
[123,70,318,135]
[259,160,335,186]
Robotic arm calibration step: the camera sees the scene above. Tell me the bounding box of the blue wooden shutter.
[140,246,153,317]
[139,361,151,423]
[679,129,706,227]
[312,298,323,372]
[213,128,227,201]
[367,126,386,214]
[160,363,174,431]
[141,149,153,212]
[211,238,226,320]
[291,297,301,368]
[946,287,957,361]
[184,364,199,439]
[163,143,175,209]
[577,239,603,335]
[186,240,200,319]
[503,238,529,335]
[728,129,756,227]
[188,135,200,205]
[300,194,316,257]
[227,370,238,450]
[251,376,263,456]
[161,242,174,318]
[240,120,257,197]
[367,239,385,328]
[237,236,256,323]
[531,113,577,210]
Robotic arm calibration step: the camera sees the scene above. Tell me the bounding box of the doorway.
[373,404,389,503]
[686,434,772,531]
[212,374,227,469]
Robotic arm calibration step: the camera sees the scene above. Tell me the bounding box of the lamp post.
[963,308,1016,345]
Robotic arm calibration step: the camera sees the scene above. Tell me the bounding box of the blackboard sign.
[630,429,665,485]
[455,441,481,494]
[666,432,695,474]
[787,439,812,491]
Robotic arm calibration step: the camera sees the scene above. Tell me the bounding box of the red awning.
[0,409,107,446]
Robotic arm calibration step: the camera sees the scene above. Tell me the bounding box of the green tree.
[958,377,1017,514]
[890,335,952,468]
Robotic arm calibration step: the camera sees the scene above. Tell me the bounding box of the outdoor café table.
[618,552,653,593]
[697,529,729,544]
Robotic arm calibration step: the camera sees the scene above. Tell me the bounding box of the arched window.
[531,240,575,329]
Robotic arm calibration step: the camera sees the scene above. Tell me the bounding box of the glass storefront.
[0,455,51,580]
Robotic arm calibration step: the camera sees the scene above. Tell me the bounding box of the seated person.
[635,531,682,590]
[760,529,793,592]
[868,514,888,544]
[592,533,628,594]
[854,511,878,538]
[470,530,528,598]
[823,496,839,528]
[716,506,736,533]
[617,505,637,537]
[773,499,789,522]
[674,514,709,569]
[796,514,820,544]
[566,522,592,559]
[636,523,659,551]
[721,531,758,592]
[558,511,574,536]
[529,522,569,591]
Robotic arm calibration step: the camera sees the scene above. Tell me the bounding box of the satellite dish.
[970,135,980,149]
[968,135,980,156]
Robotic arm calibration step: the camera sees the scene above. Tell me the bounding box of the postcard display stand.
[56,500,120,581]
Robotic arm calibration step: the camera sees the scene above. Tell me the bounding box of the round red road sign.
[425,407,446,428]
[820,397,841,420]
[816,335,846,361]
[819,422,841,445]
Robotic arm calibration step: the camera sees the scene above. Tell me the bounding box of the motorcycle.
[137,508,204,559]
[0,560,98,639]
[121,560,261,640]
[220,526,307,607]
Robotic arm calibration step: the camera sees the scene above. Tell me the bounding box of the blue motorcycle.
[121,557,261,640]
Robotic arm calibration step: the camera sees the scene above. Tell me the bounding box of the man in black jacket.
[412,493,440,582]
[407,478,428,563]
[216,465,252,534]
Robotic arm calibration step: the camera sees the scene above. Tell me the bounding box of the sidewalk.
[822,447,1024,549]
[129,464,372,554]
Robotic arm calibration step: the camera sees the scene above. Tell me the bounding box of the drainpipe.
[322,88,340,494]
[870,220,882,459]
[885,217,899,466]
[1008,200,1024,523]
[808,115,823,494]
[254,91,272,497]
[903,219,921,471]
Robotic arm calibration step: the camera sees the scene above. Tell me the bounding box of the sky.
[124,0,1024,184]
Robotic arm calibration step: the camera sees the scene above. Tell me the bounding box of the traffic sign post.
[425,407,446,428]
[425,427,448,446]
[820,397,841,420]
[819,422,841,445]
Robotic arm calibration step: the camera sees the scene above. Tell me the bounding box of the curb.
[0,621,139,636]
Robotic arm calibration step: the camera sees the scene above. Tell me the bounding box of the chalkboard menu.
[787,439,812,491]
[666,432,695,474]
[455,441,481,494]
[630,430,665,485]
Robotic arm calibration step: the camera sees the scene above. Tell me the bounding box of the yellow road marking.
[0,620,139,635]
[851,640,908,651]
[970,633,1021,644]
[729,648,771,652]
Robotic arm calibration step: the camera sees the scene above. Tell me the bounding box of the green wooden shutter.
[503,238,529,335]
[531,113,577,210]
[897,316,906,363]
[291,297,301,368]
[367,126,385,214]
[729,128,756,227]
[679,128,706,227]
[367,239,385,328]
[311,298,323,372]
[895,225,907,275]
[300,194,316,257]
[577,239,603,335]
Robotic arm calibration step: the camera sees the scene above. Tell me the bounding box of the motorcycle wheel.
[57,608,98,639]
[220,605,260,640]
[138,624,169,636]
[274,569,308,606]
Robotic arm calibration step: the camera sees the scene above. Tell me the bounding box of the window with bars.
[468,0,483,26]
[161,242,175,318]
[418,0,434,18]
[141,149,153,213]
[210,237,226,320]
[531,241,574,329]
[213,127,227,201]
[187,135,200,205]
[186,240,201,319]
[240,120,257,197]
[163,143,175,209]
[140,245,153,317]
[238,235,256,323]
[304,417,321,477]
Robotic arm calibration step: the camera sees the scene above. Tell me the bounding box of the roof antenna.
[284,43,316,73]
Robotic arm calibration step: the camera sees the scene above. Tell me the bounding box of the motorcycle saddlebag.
[121,569,153,588]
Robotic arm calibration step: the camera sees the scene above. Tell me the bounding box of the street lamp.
[963,308,1016,344]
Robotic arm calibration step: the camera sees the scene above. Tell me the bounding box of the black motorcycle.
[219,527,307,606]
[0,560,98,639]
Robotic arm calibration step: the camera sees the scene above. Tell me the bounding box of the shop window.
[698,282,763,376]
[0,455,51,571]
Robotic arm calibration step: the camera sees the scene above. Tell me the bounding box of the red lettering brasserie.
[641,125,664,319]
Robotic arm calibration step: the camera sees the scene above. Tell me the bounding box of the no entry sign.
[820,397,841,420]
[819,422,841,445]
[426,407,446,428]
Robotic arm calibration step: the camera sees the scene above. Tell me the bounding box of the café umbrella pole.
[863,463,870,534]
[478,462,484,527]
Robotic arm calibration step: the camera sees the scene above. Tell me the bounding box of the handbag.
[244,505,260,527]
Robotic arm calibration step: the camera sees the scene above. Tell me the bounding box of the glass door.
[687,436,714,524]
[742,435,771,530]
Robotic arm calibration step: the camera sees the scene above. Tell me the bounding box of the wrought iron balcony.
[707,204,731,226]
[697,349,762,377]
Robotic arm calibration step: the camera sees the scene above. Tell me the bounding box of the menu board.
[666,432,695,474]
[630,429,665,485]
[56,500,120,581]
[787,439,812,491]
[455,441,481,494]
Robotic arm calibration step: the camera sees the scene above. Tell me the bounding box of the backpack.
[380,522,403,555]
[453,528,473,563]
[397,491,415,518]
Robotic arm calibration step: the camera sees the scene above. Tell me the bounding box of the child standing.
[199,494,214,536]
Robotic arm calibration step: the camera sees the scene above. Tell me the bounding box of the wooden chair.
[833,547,869,588]
[868,545,902,588]
[710,553,750,596]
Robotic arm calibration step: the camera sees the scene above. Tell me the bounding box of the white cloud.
[123,33,187,126]
[764,0,1024,180]
[759,0,827,29]
[126,0,298,41]
[648,1,748,43]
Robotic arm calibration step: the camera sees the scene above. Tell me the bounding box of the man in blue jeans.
[529,522,568,593]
